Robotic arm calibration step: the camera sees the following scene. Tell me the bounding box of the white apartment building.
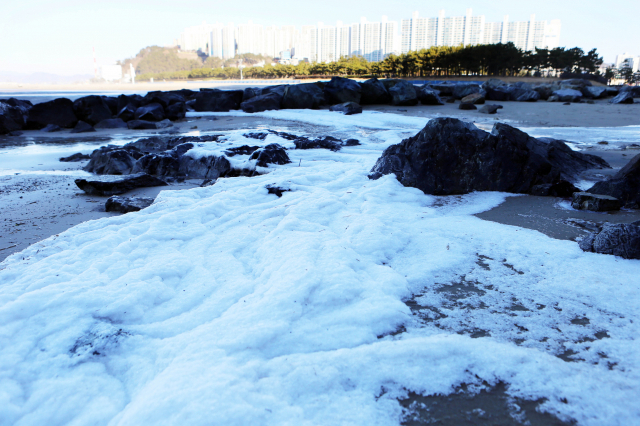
[401,10,561,53]
[615,53,640,72]
[178,16,398,63]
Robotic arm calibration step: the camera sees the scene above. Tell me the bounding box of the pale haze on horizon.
[1,0,638,76]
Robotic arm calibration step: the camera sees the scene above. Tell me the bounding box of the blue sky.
[1,0,638,75]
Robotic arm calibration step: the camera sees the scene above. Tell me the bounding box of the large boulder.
[84,146,143,175]
[560,79,592,88]
[165,102,186,120]
[427,83,456,96]
[70,121,96,133]
[105,196,155,213]
[583,86,608,99]
[510,82,534,100]
[102,96,119,115]
[134,103,165,121]
[533,85,556,100]
[282,83,325,109]
[0,99,30,134]
[516,90,541,102]
[452,83,482,100]
[552,89,583,102]
[73,95,113,125]
[116,104,137,122]
[389,81,418,106]
[75,173,167,196]
[586,153,640,208]
[25,98,78,129]
[609,92,634,105]
[241,92,282,113]
[369,118,610,196]
[360,78,391,104]
[571,192,621,211]
[579,221,640,259]
[142,91,185,109]
[461,93,485,105]
[193,89,243,112]
[324,77,362,104]
[117,94,143,112]
[329,102,362,115]
[619,86,640,98]
[418,86,444,105]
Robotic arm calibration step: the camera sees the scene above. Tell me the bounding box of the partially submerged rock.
[329,102,362,115]
[579,221,640,259]
[75,173,167,196]
[586,153,640,208]
[84,146,144,174]
[369,118,609,196]
[572,192,622,211]
[60,152,91,162]
[294,136,343,151]
[105,196,155,213]
[479,104,502,114]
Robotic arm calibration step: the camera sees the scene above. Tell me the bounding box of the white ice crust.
[1,111,639,425]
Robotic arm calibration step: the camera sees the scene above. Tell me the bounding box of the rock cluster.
[579,221,640,259]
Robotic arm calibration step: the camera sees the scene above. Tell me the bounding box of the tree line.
[135,43,604,82]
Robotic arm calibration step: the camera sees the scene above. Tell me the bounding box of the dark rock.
[193,90,243,112]
[116,104,137,122]
[200,179,216,187]
[41,123,62,132]
[0,98,30,134]
[117,94,143,112]
[427,83,456,96]
[510,82,534,100]
[345,138,360,146]
[517,91,541,102]
[75,173,167,196]
[547,95,560,102]
[530,180,580,197]
[458,103,477,110]
[94,118,128,129]
[176,155,235,180]
[294,136,343,151]
[553,89,582,102]
[609,92,634,105]
[25,98,78,129]
[563,102,571,106]
[84,146,143,175]
[369,118,611,196]
[251,143,291,167]
[324,77,362,104]
[418,86,444,105]
[461,93,485,105]
[619,85,640,98]
[479,104,502,114]
[266,185,290,197]
[241,92,282,113]
[282,83,325,109]
[105,196,155,213]
[134,103,165,122]
[445,97,456,103]
[70,121,96,133]
[389,81,418,106]
[165,102,186,120]
[360,78,391,105]
[452,83,482,100]
[73,96,112,125]
[586,153,640,208]
[102,96,119,115]
[142,91,185,109]
[60,152,91,162]
[571,192,622,211]
[124,135,220,153]
[224,145,259,157]
[481,78,507,90]
[560,79,592,88]
[243,132,268,140]
[533,85,555,100]
[484,85,514,101]
[579,221,640,259]
[329,102,362,115]
[132,152,181,177]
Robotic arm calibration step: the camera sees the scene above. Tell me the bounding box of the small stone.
[571,192,622,212]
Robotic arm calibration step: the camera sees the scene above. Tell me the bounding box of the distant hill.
[120,46,204,75]
[0,72,93,84]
